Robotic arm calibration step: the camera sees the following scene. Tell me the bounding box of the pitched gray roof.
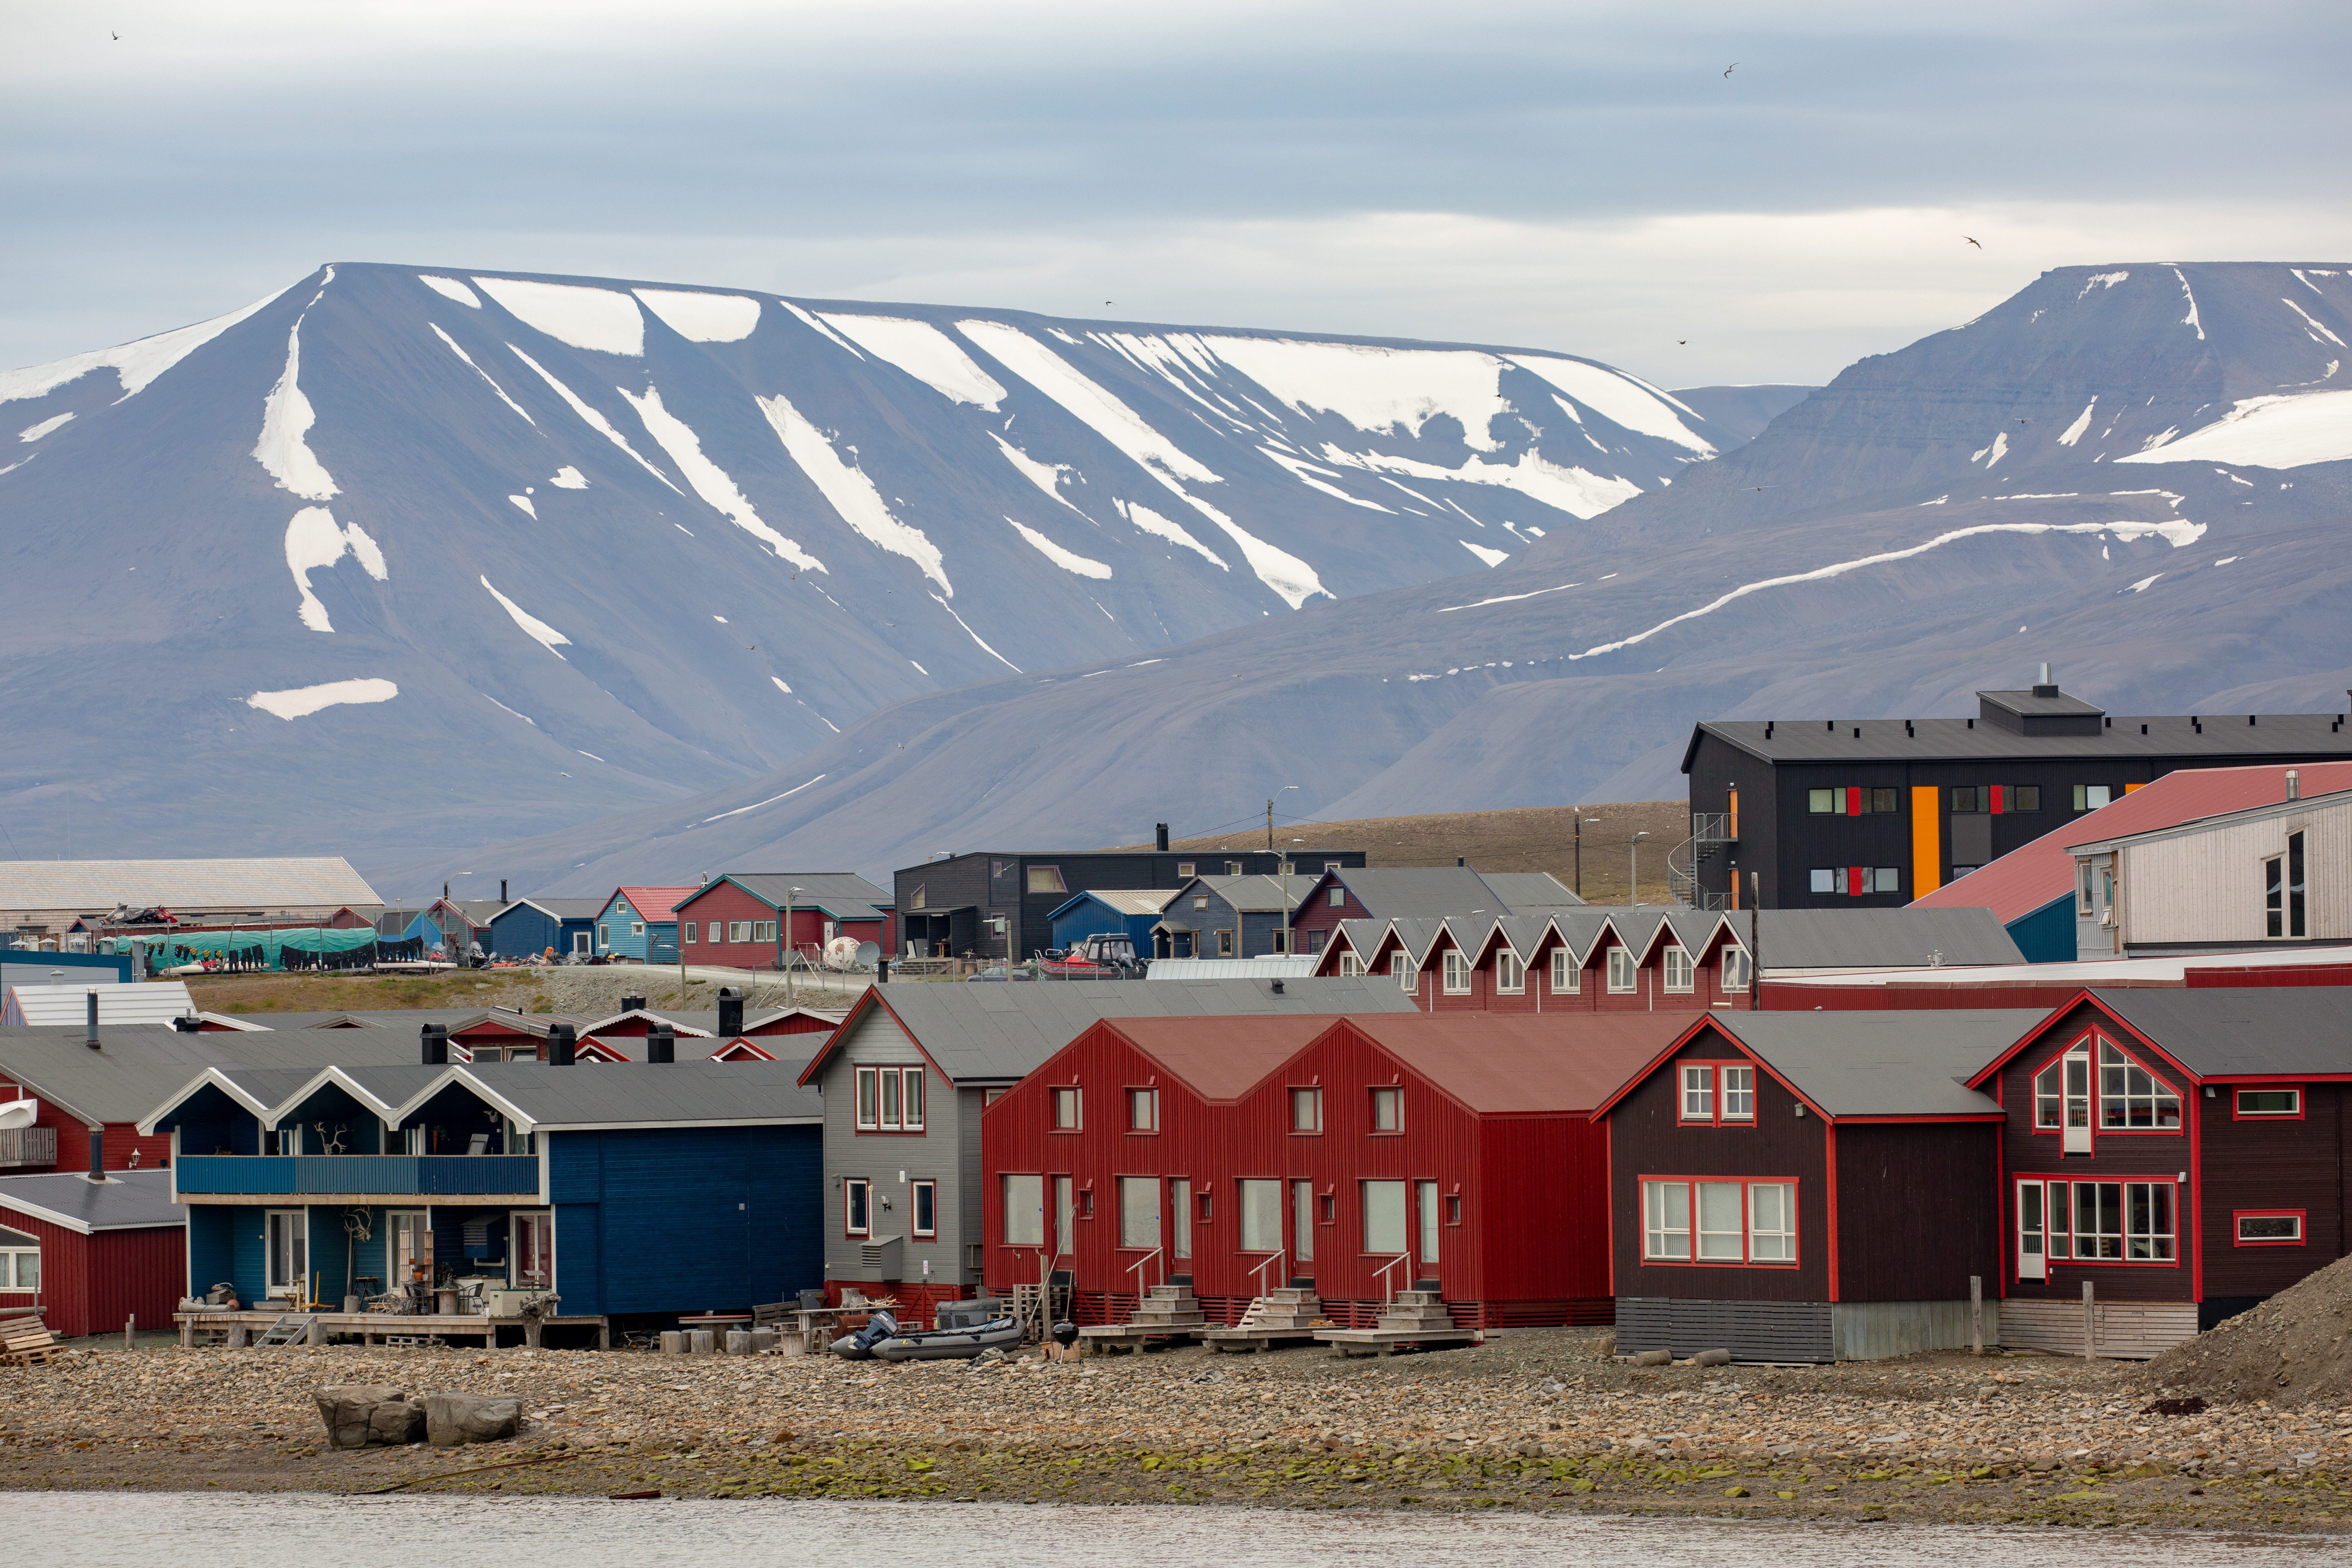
[0,1023,434,1127]
[0,858,383,915]
[0,1169,183,1232]
[496,898,607,921]
[703,873,893,921]
[216,1009,490,1031]
[1691,712,2352,767]
[1742,907,2023,970]
[1196,874,1305,913]
[1479,872,1586,909]
[1705,1010,2042,1118]
[1331,867,1508,919]
[2090,988,2352,1078]
[459,1060,824,1129]
[836,976,1419,1084]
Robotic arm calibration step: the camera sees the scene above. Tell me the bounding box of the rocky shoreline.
[2,1332,2347,1531]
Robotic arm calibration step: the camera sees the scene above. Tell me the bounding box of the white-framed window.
[1329,887,1345,907]
[1119,1176,1160,1250]
[1051,1087,1082,1130]
[1292,1180,1315,1263]
[754,920,778,942]
[1721,1065,1755,1121]
[1238,1178,1282,1252]
[1370,1085,1402,1132]
[2236,1211,2304,1245]
[1551,949,1580,993]
[1002,1173,1043,1246]
[1679,1065,1714,1120]
[723,920,745,942]
[1392,952,1414,991]
[1747,1183,1796,1261]
[1270,926,1291,955]
[2236,1088,2301,1117]
[1642,1180,1690,1261]
[0,1241,38,1292]
[1495,951,1524,993]
[1362,1179,1406,1254]
[1290,1087,1322,1132]
[1697,1181,1745,1259]
[1211,928,1230,957]
[266,1209,308,1297]
[911,1179,937,1238]
[1720,948,1752,993]
[1442,950,1470,994]
[387,1210,430,1287]
[1176,862,1195,877]
[1129,1087,1159,1132]
[1337,952,1365,977]
[1192,895,1209,911]
[2073,784,2113,812]
[1225,862,1243,877]
[681,922,697,945]
[854,1066,927,1131]
[2028,1178,2176,1261]
[598,923,610,945]
[1171,1178,1192,1258]
[1606,947,1636,993]
[1662,945,1694,992]
[2097,1040,2181,1129]
[513,1211,552,1288]
[844,1178,871,1236]
[1641,1178,1797,1265]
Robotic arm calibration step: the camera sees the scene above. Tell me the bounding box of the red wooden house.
[981,1011,1689,1330]
[1594,1009,2038,1362]
[1965,987,2352,1356]
[671,874,894,972]
[0,1171,183,1339]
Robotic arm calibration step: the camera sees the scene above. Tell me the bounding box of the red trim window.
[2234,1209,2305,1246]
[1639,1176,1797,1265]
[1368,1086,1403,1134]
[1678,1062,1755,1125]
[854,1066,926,1132]
[911,1179,938,1238]
[2031,1033,2180,1146]
[1128,1087,1160,1133]
[1050,1087,1082,1131]
[2233,1088,2303,1120]
[2016,1176,2178,1264]
[844,1177,871,1237]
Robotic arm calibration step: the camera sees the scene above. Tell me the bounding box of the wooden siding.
[1617,1296,1834,1362]
[675,882,888,969]
[1608,1029,1831,1302]
[1832,1122,2001,1304]
[1993,1002,2196,1305]
[1999,1296,2198,1358]
[817,1007,978,1291]
[0,1205,184,1339]
[2198,1081,2350,1299]
[2117,797,2352,947]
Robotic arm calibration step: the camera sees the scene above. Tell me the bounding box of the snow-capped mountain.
[410,263,2352,894]
[0,263,1738,858]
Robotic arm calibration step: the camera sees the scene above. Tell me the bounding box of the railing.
[1668,812,1740,909]
[0,1127,56,1169]
[1124,1246,1164,1299]
[173,1154,540,1197]
[1248,1249,1287,1295]
[1372,1252,1412,1304]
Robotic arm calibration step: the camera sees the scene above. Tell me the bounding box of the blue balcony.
[174,1154,541,1198]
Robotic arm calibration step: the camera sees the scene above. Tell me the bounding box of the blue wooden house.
[595,886,693,963]
[139,1051,822,1327]
[1045,888,1183,953]
[488,898,606,960]
[1151,875,1305,959]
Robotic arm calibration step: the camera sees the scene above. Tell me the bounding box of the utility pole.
[1574,811,1599,899]
[1748,872,1762,1010]
[785,885,801,1008]
[1630,832,1649,908]
[1272,786,1299,952]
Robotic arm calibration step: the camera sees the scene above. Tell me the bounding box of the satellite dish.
[855,941,880,967]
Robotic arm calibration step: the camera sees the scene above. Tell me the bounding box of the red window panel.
[1991,784,2005,814]
[1846,787,1861,816]
[1850,865,1866,898]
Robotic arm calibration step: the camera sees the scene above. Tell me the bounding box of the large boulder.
[422,1392,523,1448]
[313,1385,421,1450]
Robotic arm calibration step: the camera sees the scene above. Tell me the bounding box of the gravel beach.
[3,1332,2347,1531]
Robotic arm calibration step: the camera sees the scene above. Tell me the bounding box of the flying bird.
[1723,62,1736,77]
[1677,340,1688,345]
[1964,236,1983,249]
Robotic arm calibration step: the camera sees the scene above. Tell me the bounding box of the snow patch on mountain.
[475,277,645,356]
[509,494,536,517]
[635,289,760,343]
[507,346,678,492]
[549,466,587,488]
[777,301,860,356]
[1971,430,2010,468]
[1202,338,1510,452]
[283,507,386,633]
[1258,446,1394,512]
[2078,271,2129,300]
[754,391,943,586]
[960,320,1223,483]
[2115,387,2352,469]
[614,383,829,575]
[0,285,288,406]
[1318,443,1642,519]
[2169,267,2207,341]
[480,575,572,657]
[2057,398,2096,446]
[1007,516,1112,578]
[17,412,72,442]
[1114,498,1226,569]
[429,323,535,425]
[1459,539,1508,566]
[991,433,1083,512]
[254,319,339,501]
[817,314,1007,409]
[245,677,399,720]
[930,590,1019,670]
[1505,355,1714,452]
[2280,297,2346,348]
[418,275,481,308]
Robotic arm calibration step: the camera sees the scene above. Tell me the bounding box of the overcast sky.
[6,0,2350,385]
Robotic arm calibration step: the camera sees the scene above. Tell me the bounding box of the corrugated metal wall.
[2120,798,2352,945]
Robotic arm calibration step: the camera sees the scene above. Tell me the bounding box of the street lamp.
[1270,786,1300,953]
[1574,811,1601,899]
[785,885,804,1007]
[1629,832,1650,908]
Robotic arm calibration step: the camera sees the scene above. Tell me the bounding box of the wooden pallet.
[0,1314,58,1366]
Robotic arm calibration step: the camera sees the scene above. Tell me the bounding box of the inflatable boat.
[871,1314,1023,1362]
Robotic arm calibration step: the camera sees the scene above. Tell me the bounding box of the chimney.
[647,1024,676,1064]
[1269,978,1285,995]
[87,1130,104,1180]
[500,879,509,902]
[173,1013,201,1033]
[717,987,744,1038]
[1156,824,1170,852]
[548,1024,576,1066]
[2287,769,2301,802]
[443,882,450,900]
[621,993,646,1013]
[1457,856,1465,867]
[2033,663,2058,699]
[421,1024,449,1065]
[85,992,99,1049]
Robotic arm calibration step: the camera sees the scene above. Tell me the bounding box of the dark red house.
[672,873,894,971]
[1966,987,2352,1356]
[1317,910,1750,1014]
[981,1011,1689,1330]
[0,1171,183,1339]
[1595,1009,2042,1362]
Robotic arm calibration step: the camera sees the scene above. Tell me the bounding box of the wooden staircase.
[1203,1287,1326,1354]
[1315,1290,1475,1357]
[1076,1283,1207,1354]
[254,1313,318,1347]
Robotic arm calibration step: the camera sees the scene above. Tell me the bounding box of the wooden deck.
[174,1310,610,1350]
[1313,1325,1477,1357]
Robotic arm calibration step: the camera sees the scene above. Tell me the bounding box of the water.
[10,1494,2336,1567]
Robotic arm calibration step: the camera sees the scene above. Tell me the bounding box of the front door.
[266,1209,308,1301]
[1415,1180,1440,1284]
[513,1211,552,1289]
[2061,1045,2093,1154]
[2016,1179,2046,1281]
[388,1209,431,1289]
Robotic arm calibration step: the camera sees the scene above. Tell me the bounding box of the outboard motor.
[831,1310,899,1359]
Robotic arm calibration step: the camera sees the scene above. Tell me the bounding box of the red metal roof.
[603,886,698,921]
[1102,1016,1344,1100]
[1913,761,2352,924]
